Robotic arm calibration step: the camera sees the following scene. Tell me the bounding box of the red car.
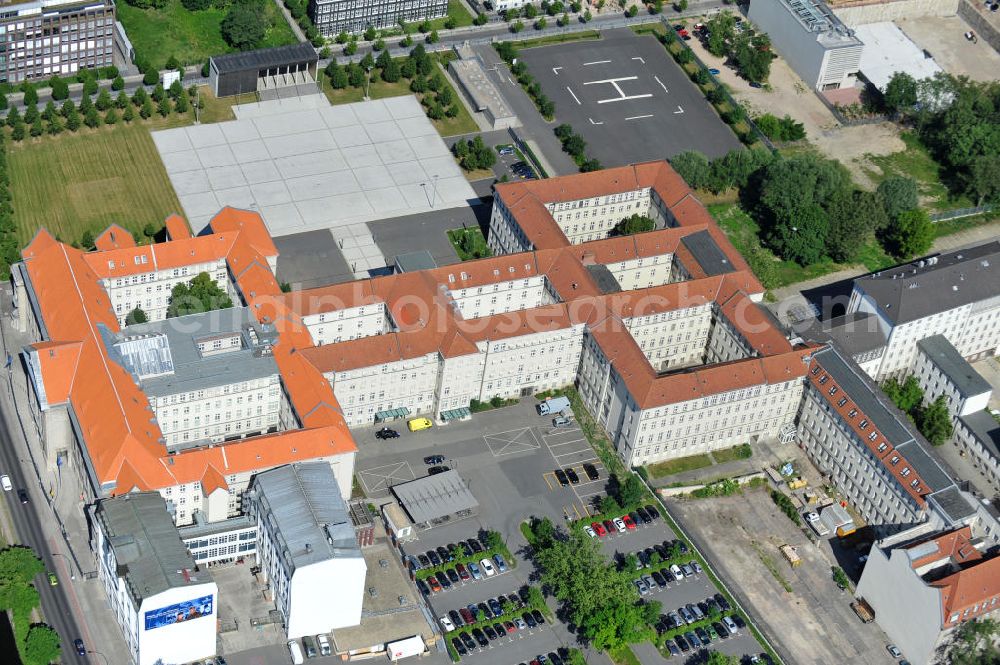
[456,563,470,581]
[622,514,636,530]
[592,521,607,537]
[428,576,442,592]
[603,519,616,534]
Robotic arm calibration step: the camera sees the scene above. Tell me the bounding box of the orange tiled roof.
[164,214,192,241]
[94,224,137,251]
[21,210,352,495]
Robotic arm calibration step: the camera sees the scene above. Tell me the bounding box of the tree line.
[881,375,954,446]
[0,546,62,665]
[554,124,602,173]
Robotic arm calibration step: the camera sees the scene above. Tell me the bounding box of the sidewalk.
[0,284,130,665]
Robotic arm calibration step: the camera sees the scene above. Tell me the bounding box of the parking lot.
[353,401,773,664]
[518,28,742,166]
[670,486,897,665]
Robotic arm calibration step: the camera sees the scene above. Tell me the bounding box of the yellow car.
[48,572,57,587]
[407,417,433,432]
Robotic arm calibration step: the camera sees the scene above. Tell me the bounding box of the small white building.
[914,335,992,419]
[853,22,943,96]
[747,0,863,90]
[92,492,218,665]
[247,462,366,639]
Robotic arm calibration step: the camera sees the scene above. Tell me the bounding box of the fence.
[930,205,994,222]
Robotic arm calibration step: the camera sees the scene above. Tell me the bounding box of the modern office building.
[307,0,447,36]
[13,207,357,530]
[847,242,1000,381]
[208,43,318,98]
[747,0,863,90]
[93,492,218,665]
[246,462,366,639]
[857,524,1000,665]
[0,0,115,84]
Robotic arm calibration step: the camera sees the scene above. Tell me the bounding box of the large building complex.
[0,0,115,84]
[846,242,1000,381]
[13,207,357,531]
[747,0,863,90]
[307,0,447,36]
[92,492,219,665]
[246,462,366,639]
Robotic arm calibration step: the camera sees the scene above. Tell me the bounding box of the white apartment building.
[913,335,992,419]
[848,242,1000,381]
[92,492,218,665]
[247,463,366,639]
[104,307,284,449]
[179,514,258,565]
[623,304,712,371]
[302,301,389,346]
[954,411,1000,495]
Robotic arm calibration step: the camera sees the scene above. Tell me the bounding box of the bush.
[50,78,70,101]
[221,1,267,50]
[143,69,158,86]
[770,490,801,525]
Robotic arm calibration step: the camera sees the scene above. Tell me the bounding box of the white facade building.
[747,0,862,90]
[247,462,366,639]
[914,335,992,419]
[93,492,218,665]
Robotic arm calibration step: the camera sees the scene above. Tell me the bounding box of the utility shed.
[209,43,318,98]
[391,470,479,528]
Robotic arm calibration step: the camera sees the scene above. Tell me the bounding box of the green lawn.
[516,30,602,49]
[646,453,713,479]
[932,211,1000,238]
[8,124,183,247]
[864,131,973,212]
[712,443,752,464]
[447,227,492,261]
[117,0,297,71]
[428,0,476,30]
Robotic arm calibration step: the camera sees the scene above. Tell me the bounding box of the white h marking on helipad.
[567,86,582,105]
[583,77,653,104]
[583,60,612,66]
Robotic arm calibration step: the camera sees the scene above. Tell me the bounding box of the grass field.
[8,124,183,247]
[712,443,753,464]
[516,30,601,49]
[863,132,973,212]
[647,453,713,479]
[117,0,297,71]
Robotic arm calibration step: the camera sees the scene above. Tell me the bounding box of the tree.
[883,71,918,114]
[140,98,154,119]
[95,88,112,111]
[948,618,1000,665]
[344,41,358,56]
[611,215,655,237]
[202,59,211,78]
[50,77,70,101]
[877,175,919,221]
[122,104,135,124]
[182,0,212,8]
[143,68,158,86]
[84,107,101,129]
[733,33,774,83]
[535,17,547,29]
[580,158,602,172]
[165,55,181,72]
[6,106,20,129]
[381,58,402,83]
[80,230,96,250]
[65,108,81,131]
[125,307,149,325]
[169,79,185,101]
[104,108,119,125]
[444,15,457,29]
[825,191,885,262]
[882,208,933,258]
[132,86,148,107]
[969,154,1000,206]
[474,12,489,25]
[329,65,349,89]
[374,38,386,52]
[0,92,6,111]
[10,122,24,142]
[151,83,165,103]
[626,4,638,16]
[23,104,38,125]
[22,623,61,665]
[670,151,711,189]
[583,9,592,21]
[46,115,64,136]
[335,30,349,44]
[918,396,954,446]
[21,83,38,107]
[221,1,267,50]
[426,30,439,44]
[882,375,924,414]
[157,97,172,117]
[704,653,740,665]
[167,272,234,318]
[614,473,646,506]
[364,25,377,41]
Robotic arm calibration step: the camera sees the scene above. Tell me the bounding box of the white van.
[0,474,11,492]
[288,640,304,665]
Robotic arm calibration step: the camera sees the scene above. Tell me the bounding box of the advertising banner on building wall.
[144,594,214,631]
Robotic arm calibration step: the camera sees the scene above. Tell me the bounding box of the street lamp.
[52,552,76,580]
[364,65,373,101]
[87,650,110,665]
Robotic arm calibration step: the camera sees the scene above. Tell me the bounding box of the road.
[0,396,92,663]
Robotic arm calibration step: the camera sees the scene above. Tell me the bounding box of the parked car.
[469,562,482,580]
[613,518,627,533]
[554,469,569,486]
[74,639,86,656]
[0,475,11,492]
[675,635,690,652]
[523,611,537,628]
[651,571,666,588]
[709,68,720,75]
[427,550,441,566]
[452,637,467,656]
[695,627,711,644]
[531,609,545,625]
[288,640,304,665]
[493,554,508,573]
[552,415,573,427]
[635,507,650,523]
[642,575,656,591]
[565,467,580,484]
[670,564,684,580]
[887,645,903,659]
[691,561,703,574]
[591,522,607,537]
[375,427,399,439]
[457,563,470,581]
[687,603,703,620]
[622,514,636,530]
[635,579,649,595]
[478,602,493,620]
[678,606,695,624]
[749,81,763,88]
[515,617,528,630]
[468,538,484,553]
[428,466,450,475]
[407,418,433,431]
[439,615,456,632]
[680,563,694,577]
[715,593,732,611]
[498,145,515,156]
[462,632,477,650]
[48,572,57,587]
[472,628,488,647]
[445,568,459,584]
[416,579,429,595]
[667,641,682,657]
[437,572,451,589]
[427,576,442,592]
[489,598,504,616]
[723,615,739,634]
[424,454,445,465]
[603,519,616,534]
[460,607,475,624]
[583,463,600,480]
[714,621,730,639]
[483,624,498,641]
[17,489,28,504]
[686,630,701,648]
[480,558,497,576]
[584,525,597,538]
[645,504,660,520]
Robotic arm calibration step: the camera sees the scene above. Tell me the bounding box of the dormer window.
[868,432,877,441]
[859,420,869,429]
[828,386,838,396]
[848,409,858,418]
[890,455,900,466]
[819,375,829,385]
[901,467,911,477]
[811,366,821,375]
[877,442,887,453]
[837,398,848,407]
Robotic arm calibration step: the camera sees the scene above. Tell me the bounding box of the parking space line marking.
[583,60,612,66]
[632,57,645,64]
[674,105,685,114]
[654,75,668,93]
[566,86,582,105]
[543,472,557,491]
[545,438,586,448]
[552,66,562,75]
[625,114,654,121]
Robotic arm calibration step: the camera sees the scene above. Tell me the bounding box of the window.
[859,420,869,429]
[900,467,911,477]
[837,398,848,407]
[848,409,857,418]
[890,455,900,466]
[828,387,838,396]
[819,375,829,385]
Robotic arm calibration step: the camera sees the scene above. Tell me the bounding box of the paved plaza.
[152,94,477,239]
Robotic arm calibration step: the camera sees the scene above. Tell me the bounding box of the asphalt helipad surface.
[518,28,742,165]
[152,94,477,236]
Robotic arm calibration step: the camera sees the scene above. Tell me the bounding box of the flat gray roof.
[211,43,317,75]
[814,345,954,492]
[449,55,515,123]
[770,0,862,47]
[178,513,256,540]
[959,411,1000,462]
[928,485,978,524]
[802,312,887,358]
[395,250,438,273]
[392,470,479,524]
[96,492,208,605]
[251,462,359,573]
[917,335,992,399]
[586,264,623,294]
[103,307,279,398]
[853,241,1000,325]
[681,230,735,276]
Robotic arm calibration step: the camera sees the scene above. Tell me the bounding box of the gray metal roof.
[681,230,735,276]
[395,250,438,273]
[95,492,208,606]
[801,312,886,358]
[917,335,992,399]
[211,43,317,75]
[586,264,622,294]
[392,470,479,524]
[251,462,359,573]
[927,485,978,523]
[814,345,954,492]
[852,242,1000,325]
[959,411,1000,462]
[102,307,279,398]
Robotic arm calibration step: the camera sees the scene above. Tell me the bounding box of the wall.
[137,584,219,665]
[287,556,367,638]
[832,0,959,26]
[748,0,829,89]
[623,305,712,371]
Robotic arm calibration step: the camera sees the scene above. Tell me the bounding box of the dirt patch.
[897,15,1000,83]
[685,33,904,187]
[669,488,896,665]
